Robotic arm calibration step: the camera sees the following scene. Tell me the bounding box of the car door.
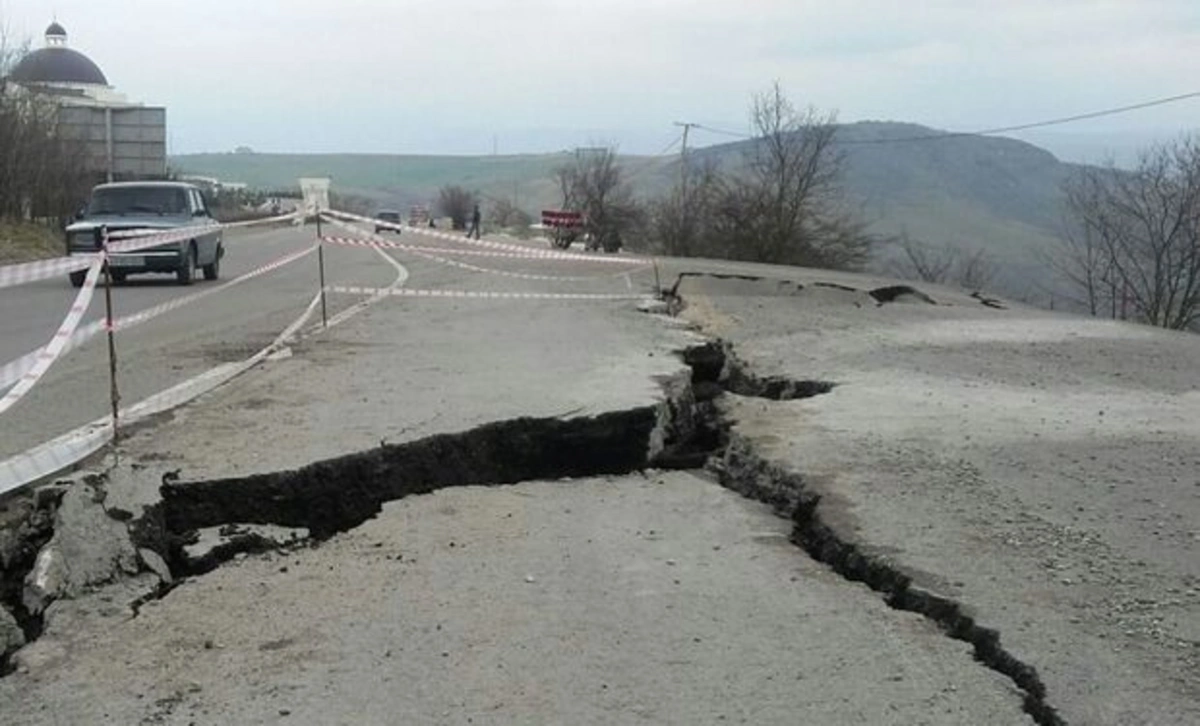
[190,189,218,263]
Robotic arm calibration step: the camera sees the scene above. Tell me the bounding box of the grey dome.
[9,47,107,86]
[45,22,67,37]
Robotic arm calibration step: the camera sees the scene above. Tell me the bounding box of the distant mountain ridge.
[174,121,1083,298]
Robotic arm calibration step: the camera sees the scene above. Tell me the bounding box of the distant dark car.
[66,181,223,287]
[374,210,402,234]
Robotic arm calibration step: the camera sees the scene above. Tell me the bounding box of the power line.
[843,90,1200,145]
[694,123,751,139]
[690,90,1200,145]
[650,134,684,157]
[622,133,684,182]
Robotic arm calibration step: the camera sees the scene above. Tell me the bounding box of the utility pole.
[673,122,700,253]
[673,121,699,195]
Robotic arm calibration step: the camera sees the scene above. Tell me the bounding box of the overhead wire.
[689,90,1200,145]
[693,124,752,139]
[621,133,685,183]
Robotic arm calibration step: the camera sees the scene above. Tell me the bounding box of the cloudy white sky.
[3,0,1199,161]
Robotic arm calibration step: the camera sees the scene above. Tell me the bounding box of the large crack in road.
[1,331,1065,724]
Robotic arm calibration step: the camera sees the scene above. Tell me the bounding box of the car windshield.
[377,212,400,221]
[88,187,189,216]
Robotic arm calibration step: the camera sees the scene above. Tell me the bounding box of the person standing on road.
[467,203,482,240]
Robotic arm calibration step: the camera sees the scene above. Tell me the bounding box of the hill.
[173,122,1083,300]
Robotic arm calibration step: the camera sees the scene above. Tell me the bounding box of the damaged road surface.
[0,474,1032,725]
[670,266,1200,725]
[2,250,1197,724]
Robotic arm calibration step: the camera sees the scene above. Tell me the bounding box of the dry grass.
[0,221,62,264]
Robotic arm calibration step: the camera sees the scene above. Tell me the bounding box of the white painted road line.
[320,220,652,282]
[329,285,642,301]
[0,239,409,496]
[321,208,646,266]
[0,244,318,393]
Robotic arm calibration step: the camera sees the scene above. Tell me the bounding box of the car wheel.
[177,244,196,286]
[69,270,86,288]
[203,245,221,281]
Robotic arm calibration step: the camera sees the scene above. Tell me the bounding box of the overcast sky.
[3,0,1198,161]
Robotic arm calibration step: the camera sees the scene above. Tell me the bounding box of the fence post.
[653,258,662,298]
[316,211,328,328]
[100,226,120,447]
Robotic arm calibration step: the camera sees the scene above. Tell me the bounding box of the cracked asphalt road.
[3,475,1031,726]
[3,231,1196,723]
[675,271,1200,725]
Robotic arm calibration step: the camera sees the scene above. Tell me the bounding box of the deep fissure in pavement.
[0,410,666,673]
[3,335,1063,724]
[691,342,1064,726]
[0,490,56,670]
[868,284,937,304]
[685,341,837,400]
[146,409,663,570]
[714,439,1065,726]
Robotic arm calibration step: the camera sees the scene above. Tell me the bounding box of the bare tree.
[437,185,476,230]
[651,159,723,257]
[702,82,873,269]
[0,26,92,230]
[487,196,532,230]
[1057,139,1200,330]
[553,164,581,212]
[956,248,997,290]
[554,147,642,252]
[893,232,956,283]
[891,233,997,290]
[1046,185,1114,316]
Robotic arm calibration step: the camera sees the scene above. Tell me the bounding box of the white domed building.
[6,22,166,181]
[10,22,115,99]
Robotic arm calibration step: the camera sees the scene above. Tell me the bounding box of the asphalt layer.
[2,475,1030,726]
[674,270,1200,725]
[0,223,401,460]
[2,230,1196,724]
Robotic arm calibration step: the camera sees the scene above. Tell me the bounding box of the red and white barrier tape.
[377,241,644,282]
[319,219,650,282]
[320,208,645,265]
[106,222,221,241]
[217,211,302,229]
[0,244,318,393]
[329,285,641,301]
[0,258,104,415]
[0,234,192,290]
[320,233,577,261]
[0,230,200,290]
[0,289,325,496]
[0,256,94,291]
[0,212,299,290]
